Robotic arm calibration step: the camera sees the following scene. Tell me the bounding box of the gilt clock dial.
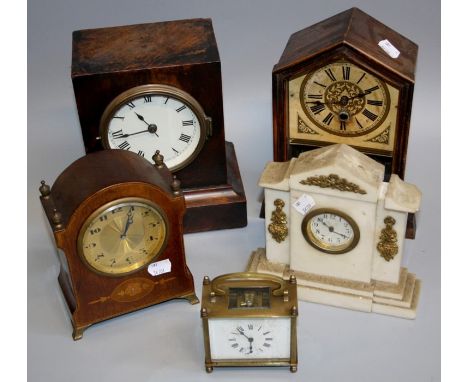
[300,62,390,136]
[301,208,360,254]
[100,84,210,172]
[78,198,168,276]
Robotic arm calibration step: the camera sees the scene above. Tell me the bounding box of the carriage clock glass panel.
[100,84,209,172]
[288,61,400,154]
[78,198,168,276]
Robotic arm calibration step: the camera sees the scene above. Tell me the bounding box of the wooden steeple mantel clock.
[39,150,199,340]
[248,144,422,319]
[71,18,247,233]
[272,7,417,181]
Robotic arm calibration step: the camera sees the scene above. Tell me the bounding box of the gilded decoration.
[268,199,288,243]
[298,115,319,135]
[300,174,367,194]
[367,125,391,144]
[377,216,399,261]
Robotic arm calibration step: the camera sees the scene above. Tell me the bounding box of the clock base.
[246,248,421,319]
[183,141,247,233]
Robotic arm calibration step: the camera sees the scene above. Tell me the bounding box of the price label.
[378,39,400,59]
[147,259,171,277]
[292,194,316,216]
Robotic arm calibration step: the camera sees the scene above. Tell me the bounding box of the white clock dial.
[105,94,202,170]
[208,318,291,360]
[302,209,360,254]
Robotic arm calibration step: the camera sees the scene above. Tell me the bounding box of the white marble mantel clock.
[247,144,422,319]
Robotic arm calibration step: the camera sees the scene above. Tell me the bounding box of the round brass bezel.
[301,208,360,255]
[299,61,391,137]
[77,197,169,277]
[99,84,209,172]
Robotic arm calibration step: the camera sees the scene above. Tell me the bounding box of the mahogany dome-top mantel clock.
[39,150,198,340]
[71,18,247,233]
[272,7,418,181]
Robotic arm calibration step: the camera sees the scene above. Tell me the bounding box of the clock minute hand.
[120,207,134,239]
[332,231,349,239]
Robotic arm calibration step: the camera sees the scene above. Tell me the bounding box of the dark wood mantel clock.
[271,8,418,238]
[39,150,198,340]
[71,18,247,233]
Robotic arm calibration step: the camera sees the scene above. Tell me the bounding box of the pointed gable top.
[273,8,418,82]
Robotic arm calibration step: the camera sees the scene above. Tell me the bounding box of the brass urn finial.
[171,175,181,195]
[152,150,164,168]
[39,180,51,198]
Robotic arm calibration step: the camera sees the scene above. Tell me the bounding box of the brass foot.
[72,324,90,341]
[205,366,213,373]
[182,293,200,305]
[290,365,297,373]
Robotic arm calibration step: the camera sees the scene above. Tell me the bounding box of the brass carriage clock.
[201,273,298,372]
[39,150,198,340]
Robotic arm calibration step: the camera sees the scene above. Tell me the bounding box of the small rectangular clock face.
[208,317,291,360]
[287,62,400,156]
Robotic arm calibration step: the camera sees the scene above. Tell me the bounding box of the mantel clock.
[201,273,298,372]
[71,18,247,233]
[39,150,198,340]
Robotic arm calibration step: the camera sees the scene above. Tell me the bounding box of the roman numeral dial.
[300,61,391,136]
[102,84,210,172]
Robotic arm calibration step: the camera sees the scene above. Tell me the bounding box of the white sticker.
[378,39,400,59]
[147,259,171,276]
[292,194,316,216]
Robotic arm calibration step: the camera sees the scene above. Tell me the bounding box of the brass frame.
[77,197,169,277]
[299,61,391,137]
[301,208,360,254]
[201,273,298,373]
[99,84,212,172]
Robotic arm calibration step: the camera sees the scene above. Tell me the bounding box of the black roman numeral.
[176,105,186,113]
[182,120,194,126]
[367,99,383,106]
[356,118,364,129]
[172,148,179,154]
[325,68,337,82]
[179,134,191,143]
[342,66,351,80]
[364,86,379,94]
[118,141,130,150]
[127,101,136,109]
[112,116,124,120]
[340,121,346,130]
[307,94,322,99]
[143,95,152,103]
[137,150,145,157]
[322,112,334,125]
[112,129,124,138]
[164,97,169,104]
[362,109,378,121]
[357,72,366,84]
[310,103,325,114]
[248,324,253,330]
[313,81,326,88]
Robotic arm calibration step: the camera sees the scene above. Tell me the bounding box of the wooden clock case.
[270,8,418,238]
[71,18,247,233]
[39,150,198,339]
[272,7,417,180]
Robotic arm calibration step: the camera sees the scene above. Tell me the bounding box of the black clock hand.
[237,329,254,352]
[115,129,150,138]
[135,112,150,126]
[120,207,134,239]
[134,112,159,137]
[332,231,350,239]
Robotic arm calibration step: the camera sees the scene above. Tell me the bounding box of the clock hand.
[115,129,150,138]
[134,112,160,137]
[120,207,134,239]
[332,231,350,239]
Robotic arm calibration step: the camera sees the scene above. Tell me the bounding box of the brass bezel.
[99,84,211,172]
[301,208,360,254]
[201,273,298,372]
[299,61,391,137]
[77,197,169,277]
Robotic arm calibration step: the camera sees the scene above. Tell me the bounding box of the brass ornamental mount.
[201,272,298,373]
[300,173,367,194]
[268,199,288,243]
[377,216,399,261]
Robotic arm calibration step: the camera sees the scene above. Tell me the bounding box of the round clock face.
[78,198,168,276]
[300,61,390,136]
[208,318,291,360]
[301,208,360,254]
[100,84,208,171]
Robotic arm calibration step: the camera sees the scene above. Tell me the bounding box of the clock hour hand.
[134,112,159,137]
[237,328,254,352]
[120,207,134,239]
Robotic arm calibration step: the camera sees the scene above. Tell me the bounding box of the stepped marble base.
[246,248,421,319]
